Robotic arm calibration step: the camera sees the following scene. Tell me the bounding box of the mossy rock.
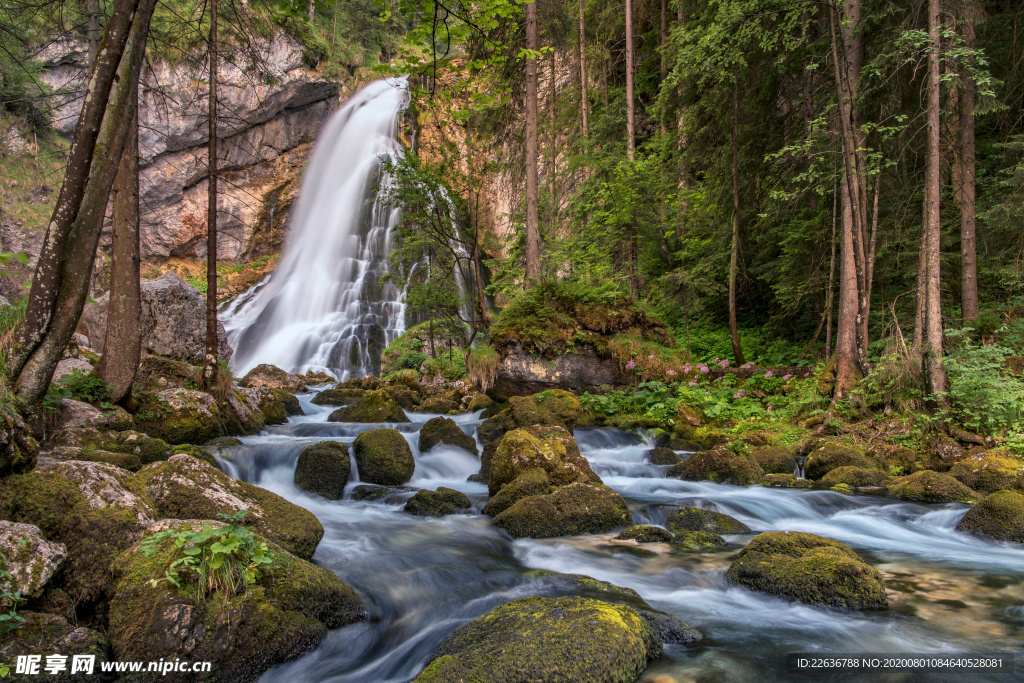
[750,446,796,475]
[671,445,765,485]
[352,429,416,485]
[804,443,876,480]
[477,390,582,444]
[467,393,494,412]
[138,455,324,560]
[483,468,551,517]
[948,449,1023,494]
[404,487,472,516]
[0,612,108,678]
[670,530,726,551]
[647,447,681,465]
[206,436,243,448]
[762,474,814,488]
[488,426,598,496]
[0,461,156,604]
[328,390,409,423]
[921,434,967,472]
[886,470,977,504]
[617,525,673,543]
[76,448,143,471]
[727,531,888,609]
[294,441,350,500]
[133,389,225,445]
[311,387,366,406]
[820,466,891,488]
[253,388,304,424]
[412,596,660,683]
[870,443,919,476]
[74,428,171,465]
[417,395,461,414]
[385,387,421,410]
[478,441,499,486]
[492,483,631,538]
[350,484,414,501]
[239,364,307,393]
[955,490,1024,543]
[169,443,218,467]
[665,506,751,534]
[419,417,478,455]
[0,412,40,477]
[108,523,364,682]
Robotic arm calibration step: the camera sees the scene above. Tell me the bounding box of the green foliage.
[55,369,111,405]
[0,551,26,636]
[944,329,1024,436]
[395,351,429,371]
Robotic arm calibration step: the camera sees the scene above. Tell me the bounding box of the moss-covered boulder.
[886,470,977,504]
[870,444,919,476]
[0,612,108,677]
[0,460,156,603]
[206,436,243,448]
[239,363,307,393]
[763,474,814,488]
[483,468,551,517]
[0,411,39,477]
[647,447,681,465]
[243,387,302,425]
[750,446,796,475]
[665,506,751,534]
[477,390,582,444]
[169,443,218,467]
[352,429,416,485]
[294,441,351,500]
[350,484,414,501]
[0,521,66,598]
[138,455,324,559]
[412,595,661,683]
[59,427,172,466]
[109,523,364,682]
[328,389,409,423]
[922,434,967,472]
[492,482,631,538]
[416,394,461,414]
[670,530,726,551]
[727,531,888,609]
[948,450,1023,494]
[820,466,891,488]
[955,490,1024,543]
[134,389,225,445]
[804,443,877,480]
[76,449,143,471]
[467,393,494,412]
[385,387,421,410]
[404,487,472,516]
[617,525,673,543]
[488,426,599,496]
[419,417,478,455]
[311,387,366,406]
[671,445,765,485]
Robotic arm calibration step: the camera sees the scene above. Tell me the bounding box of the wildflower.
[733,390,747,399]
[666,369,677,377]
[689,379,698,386]
[698,364,710,373]
[767,404,774,412]
[648,354,655,360]
[719,359,729,368]
[765,370,774,377]
[782,374,791,381]
[804,372,811,377]
[683,364,692,374]
[626,359,636,370]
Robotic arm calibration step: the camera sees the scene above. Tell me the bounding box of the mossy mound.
[955,490,1024,543]
[671,445,765,485]
[239,363,307,393]
[750,446,796,475]
[483,468,551,517]
[311,387,366,406]
[417,394,461,414]
[109,523,364,682]
[647,447,681,465]
[70,428,172,465]
[77,449,144,471]
[133,389,232,445]
[352,429,416,485]
[762,474,814,488]
[328,389,409,423]
[0,612,108,677]
[467,393,494,412]
[727,531,888,609]
[419,417,478,455]
[385,387,422,410]
[488,426,599,496]
[665,506,751,534]
[477,390,582,444]
[0,411,38,478]
[412,596,660,683]
[948,450,1023,494]
[922,434,967,472]
[404,487,472,516]
[670,530,726,551]
[617,525,673,543]
[138,455,324,560]
[886,470,977,504]
[492,483,631,538]
[804,443,877,480]
[350,484,415,501]
[820,466,891,488]
[294,441,351,500]
[870,444,919,475]
[246,387,303,424]
[169,443,218,467]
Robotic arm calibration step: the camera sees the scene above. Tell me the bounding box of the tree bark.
[525,0,541,279]
[87,0,101,64]
[307,0,315,21]
[625,0,635,158]
[578,0,589,139]
[958,8,979,322]
[835,174,861,398]
[549,50,557,216]
[729,75,745,366]
[204,0,220,385]
[13,0,157,410]
[923,0,946,395]
[96,100,142,405]
[660,0,667,81]
[825,173,838,360]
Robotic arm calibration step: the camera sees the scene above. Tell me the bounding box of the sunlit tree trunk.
[625,0,635,158]
[525,0,541,279]
[922,0,946,395]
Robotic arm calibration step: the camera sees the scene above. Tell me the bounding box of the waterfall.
[221,78,411,380]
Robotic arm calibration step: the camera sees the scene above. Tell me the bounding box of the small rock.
[665,506,751,534]
[239,363,307,393]
[352,429,415,485]
[617,525,674,543]
[0,521,66,598]
[419,416,478,455]
[294,441,350,499]
[350,484,414,501]
[403,487,472,516]
[647,447,680,465]
[52,356,93,383]
[955,490,1024,543]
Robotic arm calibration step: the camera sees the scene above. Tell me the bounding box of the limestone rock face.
[0,521,66,598]
[84,272,232,364]
[494,344,631,396]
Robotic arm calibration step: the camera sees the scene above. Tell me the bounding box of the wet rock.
[820,466,892,488]
[133,389,224,445]
[670,530,726,550]
[647,447,680,465]
[922,434,967,472]
[138,455,323,559]
[0,411,38,477]
[617,525,673,543]
[352,429,415,486]
[491,482,631,538]
[638,609,703,645]
[294,442,350,500]
[413,596,661,683]
[206,436,243,448]
[727,531,888,609]
[804,443,877,480]
[749,446,796,475]
[0,521,66,598]
[243,386,302,425]
[419,417,478,455]
[350,484,414,501]
[416,394,461,414]
[476,390,582,444]
[0,612,108,678]
[328,389,409,423]
[239,363,307,393]
[302,371,336,386]
[948,449,1023,494]
[487,426,599,496]
[482,468,550,517]
[669,444,764,485]
[955,490,1024,543]
[762,473,814,488]
[404,487,472,516]
[886,470,977,504]
[665,506,751,534]
[312,386,366,405]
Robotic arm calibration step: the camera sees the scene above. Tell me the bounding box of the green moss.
[477,390,582,444]
[133,390,224,445]
[419,417,478,455]
[77,449,143,471]
[955,490,1024,543]
[78,429,171,465]
[948,449,1023,494]
[487,427,597,495]
[482,468,551,517]
[311,387,367,406]
[412,596,660,683]
[750,446,796,475]
[647,447,681,465]
[670,530,726,550]
[665,506,751,534]
[617,525,673,543]
[403,487,472,516]
[727,531,888,609]
[169,443,218,467]
[0,612,108,671]
[805,443,877,480]
[820,466,892,488]
[671,445,765,485]
[492,483,631,538]
[417,394,461,414]
[352,429,415,485]
[762,473,814,488]
[328,389,410,423]
[294,441,350,499]
[886,470,977,504]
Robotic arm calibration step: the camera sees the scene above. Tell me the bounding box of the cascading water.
[221,79,411,379]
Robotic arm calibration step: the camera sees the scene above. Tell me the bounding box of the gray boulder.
[0,521,66,598]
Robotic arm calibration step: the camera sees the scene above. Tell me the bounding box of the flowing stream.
[212,396,1024,683]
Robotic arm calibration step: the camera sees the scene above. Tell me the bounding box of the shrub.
[944,330,1024,435]
[467,344,499,391]
[394,351,428,371]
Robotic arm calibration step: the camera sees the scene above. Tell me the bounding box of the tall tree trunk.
[578,0,589,139]
[549,50,557,216]
[525,0,541,280]
[835,176,861,398]
[825,174,838,360]
[660,0,667,81]
[729,75,745,366]
[87,0,101,63]
[307,0,315,21]
[204,0,220,385]
[13,0,157,410]
[96,101,142,405]
[923,0,946,395]
[958,8,979,322]
[625,0,635,158]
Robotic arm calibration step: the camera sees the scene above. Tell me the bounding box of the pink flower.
[804,372,811,377]
[733,390,747,399]
[782,374,791,380]
[698,364,710,373]
[683,364,692,374]
[648,354,655,360]
[626,359,636,370]
[767,404,774,412]
[666,370,677,377]
[719,360,729,368]
[765,370,774,377]
[689,379,698,386]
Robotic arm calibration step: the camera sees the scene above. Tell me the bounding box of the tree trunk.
[13,0,157,410]
[958,9,979,322]
[525,0,541,279]
[825,174,838,360]
[625,0,635,158]
[307,0,315,21]
[835,176,861,398]
[204,0,220,386]
[729,75,745,366]
[923,0,946,395]
[549,50,557,216]
[96,101,142,405]
[578,0,589,139]
[660,0,667,81]
[87,0,101,64]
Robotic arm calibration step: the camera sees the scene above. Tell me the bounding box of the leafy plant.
[944,329,1024,435]
[0,551,26,636]
[56,368,111,405]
